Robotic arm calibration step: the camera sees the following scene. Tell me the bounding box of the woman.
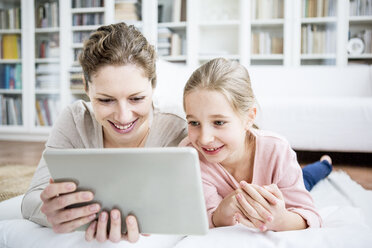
[21,22,187,243]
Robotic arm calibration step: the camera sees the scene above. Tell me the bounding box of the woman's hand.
[236,182,306,231]
[212,189,265,228]
[40,178,101,233]
[85,209,147,243]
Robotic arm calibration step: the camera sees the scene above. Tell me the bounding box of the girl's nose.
[199,127,214,145]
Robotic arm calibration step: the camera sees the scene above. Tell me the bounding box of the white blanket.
[1,171,371,248]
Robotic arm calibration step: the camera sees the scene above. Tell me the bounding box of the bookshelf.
[0,0,371,140]
[157,0,187,63]
[347,0,372,65]
[33,0,61,129]
[0,0,23,129]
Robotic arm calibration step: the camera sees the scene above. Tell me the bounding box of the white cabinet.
[0,0,371,140]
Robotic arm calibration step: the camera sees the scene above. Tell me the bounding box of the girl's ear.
[245,107,257,130]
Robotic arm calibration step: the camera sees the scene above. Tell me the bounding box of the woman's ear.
[245,107,257,130]
[83,75,90,96]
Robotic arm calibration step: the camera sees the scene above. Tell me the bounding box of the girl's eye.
[214,121,225,126]
[130,96,145,102]
[98,98,114,103]
[188,121,200,127]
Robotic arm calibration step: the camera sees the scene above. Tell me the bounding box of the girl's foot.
[320,155,332,165]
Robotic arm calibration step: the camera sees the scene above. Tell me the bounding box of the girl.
[181,58,322,231]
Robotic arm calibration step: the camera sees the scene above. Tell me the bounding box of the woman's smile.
[109,119,138,134]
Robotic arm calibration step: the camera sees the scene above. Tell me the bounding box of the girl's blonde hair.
[183,58,256,119]
[79,22,156,91]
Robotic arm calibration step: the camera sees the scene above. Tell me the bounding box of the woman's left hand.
[85,209,149,243]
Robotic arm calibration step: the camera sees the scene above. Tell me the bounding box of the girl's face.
[87,64,153,148]
[185,89,252,166]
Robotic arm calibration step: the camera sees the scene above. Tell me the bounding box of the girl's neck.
[221,132,256,183]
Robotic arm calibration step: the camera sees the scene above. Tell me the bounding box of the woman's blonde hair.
[183,58,256,119]
[79,22,156,91]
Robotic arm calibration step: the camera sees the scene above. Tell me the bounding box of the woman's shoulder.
[47,100,101,148]
[147,106,187,147]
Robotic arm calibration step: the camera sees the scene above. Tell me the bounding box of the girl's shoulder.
[250,128,292,151]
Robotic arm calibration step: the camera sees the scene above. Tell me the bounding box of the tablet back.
[44,147,208,235]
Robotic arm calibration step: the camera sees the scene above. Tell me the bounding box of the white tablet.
[43,147,208,235]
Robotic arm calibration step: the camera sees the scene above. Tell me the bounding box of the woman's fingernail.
[66,183,75,190]
[83,192,93,200]
[236,193,242,200]
[240,181,248,187]
[89,213,96,220]
[127,216,135,225]
[112,211,119,220]
[267,216,273,222]
[261,224,267,232]
[89,204,99,212]
[100,212,107,221]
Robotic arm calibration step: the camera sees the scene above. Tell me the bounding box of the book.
[171,33,182,56]
[172,0,186,22]
[35,100,45,126]
[2,34,19,59]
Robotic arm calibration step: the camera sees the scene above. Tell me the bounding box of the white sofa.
[155,61,372,153]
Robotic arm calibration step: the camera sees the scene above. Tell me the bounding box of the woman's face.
[87,64,153,147]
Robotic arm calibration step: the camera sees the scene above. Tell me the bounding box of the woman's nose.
[115,101,132,123]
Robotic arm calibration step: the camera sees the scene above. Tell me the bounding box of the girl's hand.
[237,182,295,231]
[40,179,101,233]
[85,209,148,243]
[212,189,265,229]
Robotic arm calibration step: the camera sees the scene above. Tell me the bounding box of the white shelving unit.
[0,0,371,140]
[0,0,25,135]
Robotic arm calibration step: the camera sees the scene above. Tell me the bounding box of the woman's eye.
[98,98,114,103]
[214,121,225,126]
[130,96,145,102]
[188,121,199,127]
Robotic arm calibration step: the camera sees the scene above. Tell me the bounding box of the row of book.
[35,97,59,126]
[251,0,284,20]
[350,0,372,16]
[73,0,104,8]
[35,0,59,28]
[0,7,21,29]
[0,95,22,125]
[158,0,186,23]
[70,72,84,90]
[157,28,184,57]
[0,34,21,59]
[251,32,283,55]
[73,31,91,43]
[115,1,140,22]
[302,0,336,18]
[301,24,336,54]
[36,34,60,58]
[72,13,104,26]
[0,64,22,90]
[35,64,59,90]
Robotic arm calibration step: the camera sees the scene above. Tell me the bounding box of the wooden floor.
[1,140,372,190]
